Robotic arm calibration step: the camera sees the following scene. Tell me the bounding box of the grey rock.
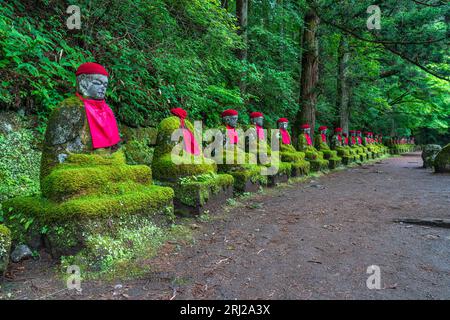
[422,144,442,168]
[58,153,68,163]
[11,244,33,263]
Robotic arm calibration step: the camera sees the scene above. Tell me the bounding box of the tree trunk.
[294,8,320,142]
[337,35,351,133]
[221,0,229,10]
[390,115,396,136]
[236,0,248,95]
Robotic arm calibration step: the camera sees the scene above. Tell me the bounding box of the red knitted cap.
[250,112,264,118]
[335,127,343,132]
[170,108,187,119]
[222,109,238,117]
[319,126,328,131]
[300,124,310,129]
[277,118,289,123]
[76,62,109,76]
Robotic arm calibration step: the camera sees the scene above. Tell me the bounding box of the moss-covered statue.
[330,128,354,165]
[276,118,310,176]
[152,108,234,215]
[297,124,329,171]
[314,126,342,169]
[349,130,367,162]
[245,112,292,185]
[363,132,380,158]
[433,144,450,173]
[356,130,373,159]
[214,109,267,192]
[4,63,174,271]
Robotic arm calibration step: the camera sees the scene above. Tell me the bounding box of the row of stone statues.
[0,63,394,275]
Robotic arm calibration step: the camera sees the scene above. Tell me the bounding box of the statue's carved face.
[223,115,238,128]
[77,74,109,100]
[278,122,288,130]
[351,132,356,136]
[321,129,327,135]
[251,116,264,127]
[303,128,311,134]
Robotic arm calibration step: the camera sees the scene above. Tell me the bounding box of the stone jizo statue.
[40,62,120,180]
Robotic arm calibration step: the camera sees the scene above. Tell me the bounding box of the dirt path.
[2,153,450,300]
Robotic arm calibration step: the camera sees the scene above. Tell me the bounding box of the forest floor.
[1,152,450,300]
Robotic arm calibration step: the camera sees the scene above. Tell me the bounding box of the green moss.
[120,126,158,146]
[123,140,155,166]
[155,116,197,156]
[63,151,127,167]
[434,144,450,173]
[4,185,174,222]
[42,163,152,201]
[272,162,292,176]
[291,160,310,176]
[57,214,171,279]
[281,151,305,162]
[321,149,339,159]
[0,224,12,275]
[328,157,342,169]
[226,165,268,192]
[152,153,216,181]
[164,173,234,207]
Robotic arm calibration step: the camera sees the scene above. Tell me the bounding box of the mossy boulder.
[0,224,12,276]
[433,144,450,173]
[422,144,442,168]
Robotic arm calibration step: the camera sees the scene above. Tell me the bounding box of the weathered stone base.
[328,157,342,170]
[290,161,311,177]
[309,159,330,172]
[240,179,263,193]
[161,174,235,216]
[219,165,268,194]
[268,173,289,187]
[3,185,175,261]
[341,156,353,165]
[173,186,234,216]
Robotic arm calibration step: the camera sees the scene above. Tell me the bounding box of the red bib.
[280,128,291,145]
[77,93,120,149]
[226,125,239,144]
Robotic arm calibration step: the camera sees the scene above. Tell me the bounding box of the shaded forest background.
[0,0,449,142]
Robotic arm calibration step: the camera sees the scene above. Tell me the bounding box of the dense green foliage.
[0,125,41,202]
[1,0,448,139]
